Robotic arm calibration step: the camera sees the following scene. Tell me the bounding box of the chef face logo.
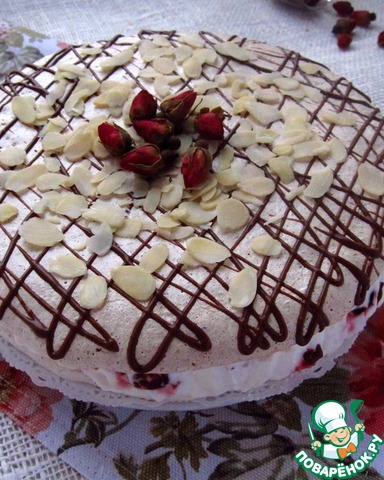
[295,399,383,479]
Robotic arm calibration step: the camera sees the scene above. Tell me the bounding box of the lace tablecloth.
[1,1,384,478]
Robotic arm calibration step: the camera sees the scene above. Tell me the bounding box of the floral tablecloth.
[1,18,384,480]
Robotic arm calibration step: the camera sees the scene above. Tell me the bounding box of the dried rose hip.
[378,31,384,48]
[332,18,356,34]
[350,10,376,27]
[333,1,354,16]
[337,33,352,49]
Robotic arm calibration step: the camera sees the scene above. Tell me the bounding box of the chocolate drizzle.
[1,31,384,373]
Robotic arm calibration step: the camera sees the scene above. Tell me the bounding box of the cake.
[1,31,384,409]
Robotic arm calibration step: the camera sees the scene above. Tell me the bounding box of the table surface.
[1,1,384,479]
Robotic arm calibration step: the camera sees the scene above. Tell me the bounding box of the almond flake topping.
[0,204,18,223]
[88,222,113,256]
[304,166,334,198]
[139,243,169,273]
[19,217,64,247]
[228,267,258,308]
[216,198,250,231]
[111,266,156,301]
[251,234,282,256]
[48,254,87,278]
[214,41,252,61]
[79,275,108,310]
[54,194,89,219]
[5,164,48,193]
[186,237,231,264]
[357,164,384,197]
[115,219,142,238]
[11,96,36,125]
[0,147,26,167]
[100,46,135,71]
[238,177,275,197]
[320,110,356,126]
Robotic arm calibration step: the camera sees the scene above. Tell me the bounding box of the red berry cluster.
[331,1,383,50]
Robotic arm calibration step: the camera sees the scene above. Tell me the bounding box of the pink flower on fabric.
[0,360,62,436]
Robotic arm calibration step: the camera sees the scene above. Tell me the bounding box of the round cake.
[1,31,384,409]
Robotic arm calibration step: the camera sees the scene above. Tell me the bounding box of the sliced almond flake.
[152,57,175,75]
[46,214,62,224]
[88,222,113,256]
[138,39,157,57]
[19,217,63,247]
[200,193,229,210]
[268,156,295,184]
[357,164,384,197]
[228,267,257,308]
[178,250,201,267]
[284,185,306,201]
[174,44,194,64]
[273,77,300,91]
[194,80,218,94]
[215,169,238,187]
[245,101,282,126]
[171,201,217,225]
[48,254,87,278]
[231,79,250,99]
[139,243,169,273]
[245,145,275,167]
[46,80,68,105]
[140,220,158,231]
[265,214,284,225]
[232,96,255,115]
[272,144,293,156]
[154,77,170,98]
[200,185,220,202]
[179,34,205,48]
[0,204,18,223]
[43,157,61,172]
[304,166,334,198]
[214,41,251,61]
[141,47,174,63]
[193,48,217,65]
[63,90,87,117]
[82,201,126,228]
[212,146,234,172]
[40,117,67,138]
[156,228,173,240]
[231,159,264,182]
[91,163,119,184]
[0,146,26,167]
[138,65,159,79]
[171,226,194,240]
[255,87,281,104]
[93,86,130,108]
[39,191,62,213]
[92,138,110,160]
[131,177,150,198]
[79,275,107,309]
[64,130,94,162]
[35,101,55,123]
[273,129,309,148]
[189,174,217,198]
[292,141,330,162]
[152,34,172,47]
[160,183,184,210]
[254,127,278,145]
[5,164,48,192]
[230,130,256,148]
[320,110,356,126]
[36,172,73,191]
[299,61,321,75]
[80,46,103,56]
[217,198,250,231]
[115,218,142,238]
[55,194,88,218]
[42,132,68,153]
[302,85,323,103]
[238,177,275,197]
[0,171,14,188]
[99,79,133,93]
[100,46,135,71]
[251,234,282,256]
[187,237,230,264]
[280,87,305,100]
[253,72,282,87]
[157,213,181,229]
[327,137,348,164]
[56,63,89,79]
[97,171,130,196]
[11,96,36,125]
[111,265,156,301]
[70,166,96,197]
[182,56,202,79]
[143,186,161,214]
[232,190,263,206]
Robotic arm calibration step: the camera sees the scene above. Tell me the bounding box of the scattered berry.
[378,31,384,48]
[333,1,354,16]
[332,18,356,34]
[337,33,352,49]
[350,10,376,27]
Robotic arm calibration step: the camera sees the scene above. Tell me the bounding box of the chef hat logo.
[312,400,348,434]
